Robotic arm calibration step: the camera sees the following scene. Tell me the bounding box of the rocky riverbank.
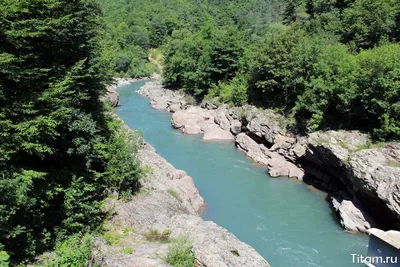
[97,83,270,267]
[105,77,157,107]
[137,79,400,234]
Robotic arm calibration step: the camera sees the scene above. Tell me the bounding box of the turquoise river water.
[116,81,368,267]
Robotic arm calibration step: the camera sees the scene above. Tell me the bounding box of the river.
[116,80,368,267]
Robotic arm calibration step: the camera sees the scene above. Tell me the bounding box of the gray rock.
[230,120,242,135]
[171,107,216,135]
[331,195,376,233]
[138,81,186,111]
[168,103,181,113]
[246,110,286,145]
[203,126,234,141]
[150,98,168,110]
[236,133,304,180]
[305,131,400,231]
[214,107,231,131]
[349,146,400,226]
[200,100,218,110]
[170,214,270,267]
[105,85,120,107]
[292,143,307,159]
[138,142,204,213]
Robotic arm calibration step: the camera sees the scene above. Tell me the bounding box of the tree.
[356,44,400,140]
[246,26,307,108]
[295,44,359,130]
[341,0,398,49]
[0,0,140,259]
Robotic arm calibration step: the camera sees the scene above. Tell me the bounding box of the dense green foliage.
[0,0,141,262]
[139,0,400,140]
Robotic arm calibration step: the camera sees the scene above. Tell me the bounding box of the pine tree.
[0,0,116,258]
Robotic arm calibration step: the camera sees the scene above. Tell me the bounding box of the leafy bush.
[208,74,248,106]
[123,247,134,255]
[46,234,93,267]
[164,238,195,267]
[0,245,9,267]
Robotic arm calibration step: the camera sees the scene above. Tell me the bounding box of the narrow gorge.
[110,79,377,267]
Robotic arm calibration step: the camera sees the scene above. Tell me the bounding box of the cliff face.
[137,80,400,234]
[306,133,400,231]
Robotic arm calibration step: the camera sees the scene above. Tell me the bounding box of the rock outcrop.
[94,128,269,267]
[236,133,305,180]
[305,131,400,230]
[171,107,234,140]
[246,110,286,145]
[105,85,120,107]
[104,78,153,107]
[137,80,186,112]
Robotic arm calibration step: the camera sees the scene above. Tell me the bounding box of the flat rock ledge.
[135,79,400,234]
[93,126,269,267]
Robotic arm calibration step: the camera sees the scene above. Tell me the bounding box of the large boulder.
[138,81,186,112]
[230,120,242,135]
[203,126,234,141]
[171,107,215,135]
[214,107,231,131]
[168,103,181,113]
[331,194,376,233]
[236,133,267,163]
[246,110,286,145]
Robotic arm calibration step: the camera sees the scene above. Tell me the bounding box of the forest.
[101,0,400,141]
[1,0,399,265]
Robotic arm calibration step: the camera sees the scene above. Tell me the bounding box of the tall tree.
[0,0,134,259]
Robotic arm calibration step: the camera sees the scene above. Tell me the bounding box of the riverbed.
[116,80,368,267]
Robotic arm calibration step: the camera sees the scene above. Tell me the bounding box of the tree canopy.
[0,0,141,262]
[114,0,399,140]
